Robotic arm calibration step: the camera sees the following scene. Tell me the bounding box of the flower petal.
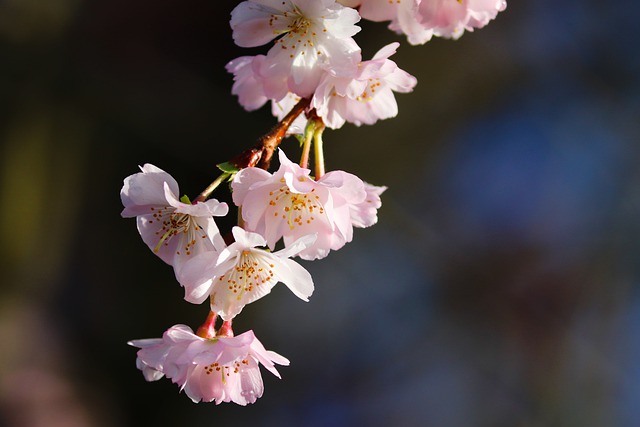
[120,164,178,217]
[177,251,219,304]
[271,256,314,301]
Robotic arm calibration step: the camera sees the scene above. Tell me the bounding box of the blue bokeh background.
[1,1,639,426]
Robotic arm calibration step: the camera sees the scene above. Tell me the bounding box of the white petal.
[165,324,198,342]
[272,256,314,301]
[238,362,264,405]
[120,164,178,217]
[231,226,267,249]
[230,1,283,48]
[232,166,273,206]
[127,338,163,348]
[177,251,219,304]
[274,233,317,259]
[194,216,225,252]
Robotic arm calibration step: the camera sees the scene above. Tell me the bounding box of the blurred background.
[1,1,639,426]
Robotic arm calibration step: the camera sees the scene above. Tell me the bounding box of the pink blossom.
[226,54,293,110]
[312,42,417,129]
[350,182,387,228]
[232,149,372,260]
[230,0,362,97]
[225,55,270,112]
[418,0,507,40]
[350,0,506,45]
[229,44,415,130]
[177,226,315,320]
[129,325,289,405]
[353,0,434,45]
[120,164,229,272]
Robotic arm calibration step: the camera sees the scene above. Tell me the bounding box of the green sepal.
[180,194,192,204]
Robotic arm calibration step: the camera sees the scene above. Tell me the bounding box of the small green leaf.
[217,162,240,174]
[180,194,192,204]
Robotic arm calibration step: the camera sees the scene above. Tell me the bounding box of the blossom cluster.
[343,0,507,45]
[123,0,505,405]
[122,149,385,404]
[227,0,505,129]
[130,326,288,405]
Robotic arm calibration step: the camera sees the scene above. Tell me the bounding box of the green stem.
[194,172,230,203]
[237,206,245,229]
[197,98,311,203]
[299,121,315,169]
[313,122,326,179]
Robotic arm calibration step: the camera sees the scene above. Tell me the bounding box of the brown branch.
[193,97,311,204]
[229,97,311,171]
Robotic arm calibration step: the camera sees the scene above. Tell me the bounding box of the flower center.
[203,359,250,384]
[356,79,383,102]
[268,186,325,230]
[150,207,206,255]
[270,7,323,59]
[220,250,275,300]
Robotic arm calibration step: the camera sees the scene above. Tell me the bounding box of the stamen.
[154,229,174,253]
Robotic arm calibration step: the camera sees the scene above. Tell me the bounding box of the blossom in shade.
[129,325,289,405]
[312,42,417,129]
[232,149,371,260]
[225,54,293,110]
[228,43,415,130]
[350,182,387,228]
[225,55,270,111]
[120,164,229,272]
[177,226,315,320]
[418,0,507,40]
[230,0,362,97]
[350,0,434,45]
[346,0,506,45]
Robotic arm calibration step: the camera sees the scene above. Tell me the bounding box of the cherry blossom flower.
[418,0,507,40]
[230,0,362,97]
[120,164,229,272]
[347,0,434,45]
[177,226,315,320]
[232,149,372,260]
[229,44,415,130]
[312,42,417,129]
[225,54,294,110]
[129,325,289,405]
[350,182,387,228]
[225,55,271,112]
[346,0,506,45]
[225,56,309,125]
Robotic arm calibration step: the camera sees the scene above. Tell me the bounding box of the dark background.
[1,1,639,426]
